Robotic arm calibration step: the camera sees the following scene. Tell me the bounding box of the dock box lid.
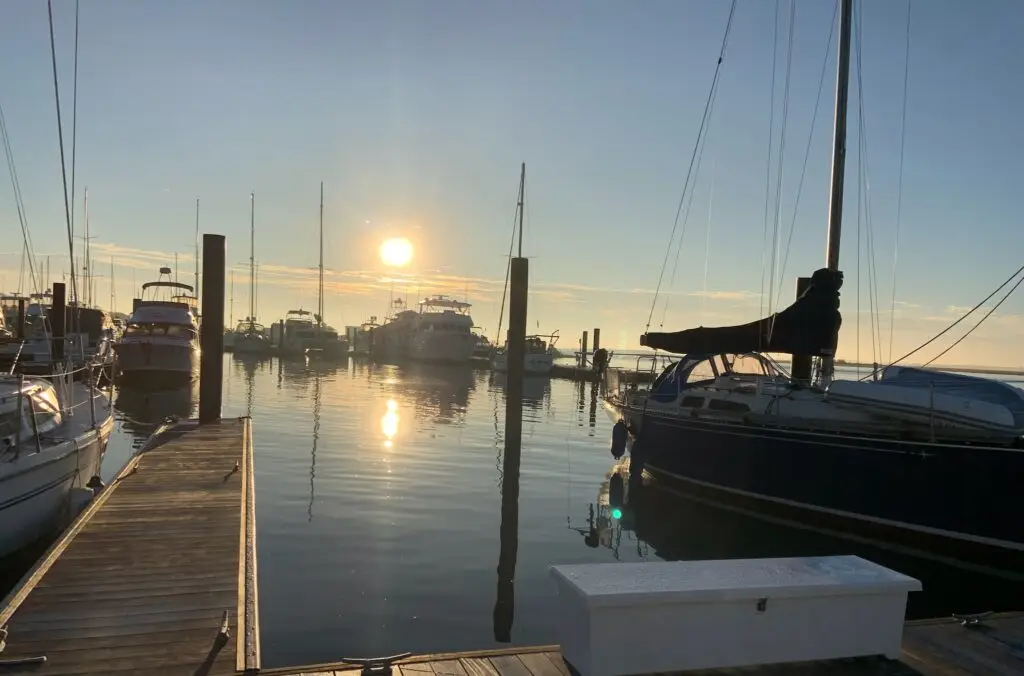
[550,556,922,609]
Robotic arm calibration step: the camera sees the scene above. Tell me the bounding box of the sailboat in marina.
[233,192,270,355]
[279,183,346,358]
[607,0,1024,572]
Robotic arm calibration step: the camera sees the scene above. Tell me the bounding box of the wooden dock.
[0,417,259,675]
[263,612,1024,676]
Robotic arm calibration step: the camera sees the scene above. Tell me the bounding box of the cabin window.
[708,399,751,413]
[729,354,766,376]
[685,359,717,386]
[31,387,61,434]
[163,325,194,338]
[680,395,705,408]
[125,323,148,336]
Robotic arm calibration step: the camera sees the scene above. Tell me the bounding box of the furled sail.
[641,268,843,357]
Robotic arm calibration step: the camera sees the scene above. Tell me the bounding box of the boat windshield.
[125,323,196,338]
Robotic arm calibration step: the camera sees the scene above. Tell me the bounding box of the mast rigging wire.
[644,0,737,333]
[861,261,1024,380]
[47,0,79,305]
[887,1,913,364]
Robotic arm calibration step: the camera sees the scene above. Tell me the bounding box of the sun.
[379,237,413,268]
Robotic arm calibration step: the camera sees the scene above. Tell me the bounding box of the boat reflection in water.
[582,460,1024,620]
[385,363,475,425]
[489,371,549,411]
[114,380,199,448]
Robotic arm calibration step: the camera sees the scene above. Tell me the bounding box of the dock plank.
[263,613,1024,676]
[0,417,259,676]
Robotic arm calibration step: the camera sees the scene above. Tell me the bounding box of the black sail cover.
[641,268,843,357]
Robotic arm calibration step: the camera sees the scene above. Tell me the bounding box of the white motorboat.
[408,296,476,363]
[0,373,113,557]
[493,333,559,376]
[114,267,200,383]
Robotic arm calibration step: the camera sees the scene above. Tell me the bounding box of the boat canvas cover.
[641,268,843,357]
[879,365,1024,434]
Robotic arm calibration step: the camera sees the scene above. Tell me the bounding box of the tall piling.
[494,163,528,643]
[199,234,226,424]
[580,331,589,367]
[791,277,812,384]
[51,282,66,364]
[15,298,25,340]
[592,328,601,354]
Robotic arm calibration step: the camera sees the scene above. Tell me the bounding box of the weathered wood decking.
[0,417,259,675]
[263,612,1024,676]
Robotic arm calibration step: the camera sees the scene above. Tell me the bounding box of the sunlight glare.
[379,237,414,268]
[381,399,400,447]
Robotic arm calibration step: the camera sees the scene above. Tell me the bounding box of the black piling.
[592,327,601,354]
[494,163,529,643]
[51,282,66,364]
[15,298,25,340]
[199,234,226,424]
[791,276,812,384]
[580,330,589,367]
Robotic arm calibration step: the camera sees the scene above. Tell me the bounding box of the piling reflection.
[584,461,1024,620]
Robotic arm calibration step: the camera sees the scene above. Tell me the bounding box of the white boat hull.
[233,334,269,354]
[0,402,113,558]
[115,339,199,381]
[410,331,475,363]
[492,351,554,375]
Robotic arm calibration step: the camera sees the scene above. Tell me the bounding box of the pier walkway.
[265,613,1024,676]
[0,417,259,675]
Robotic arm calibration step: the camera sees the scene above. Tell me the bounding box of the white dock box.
[551,556,921,676]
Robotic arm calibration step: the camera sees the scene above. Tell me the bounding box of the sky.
[2,0,1023,368]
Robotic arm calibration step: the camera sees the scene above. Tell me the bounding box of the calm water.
[6,356,1024,668]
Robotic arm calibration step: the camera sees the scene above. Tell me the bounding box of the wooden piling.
[51,282,66,363]
[592,328,601,354]
[200,234,226,424]
[15,297,25,340]
[496,164,529,643]
[580,331,588,367]
[791,277,812,384]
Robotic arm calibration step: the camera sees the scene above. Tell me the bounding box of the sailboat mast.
[249,191,255,323]
[194,198,200,299]
[825,0,853,271]
[229,270,235,327]
[83,187,90,305]
[318,181,324,328]
[821,0,854,379]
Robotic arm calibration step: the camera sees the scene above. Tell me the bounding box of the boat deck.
[263,612,1024,676]
[0,417,259,675]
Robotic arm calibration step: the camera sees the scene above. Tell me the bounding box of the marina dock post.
[592,328,600,355]
[791,276,812,384]
[15,298,25,340]
[579,330,588,367]
[51,282,66,363]
[200,233,226,423]
[495,163,529,643]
